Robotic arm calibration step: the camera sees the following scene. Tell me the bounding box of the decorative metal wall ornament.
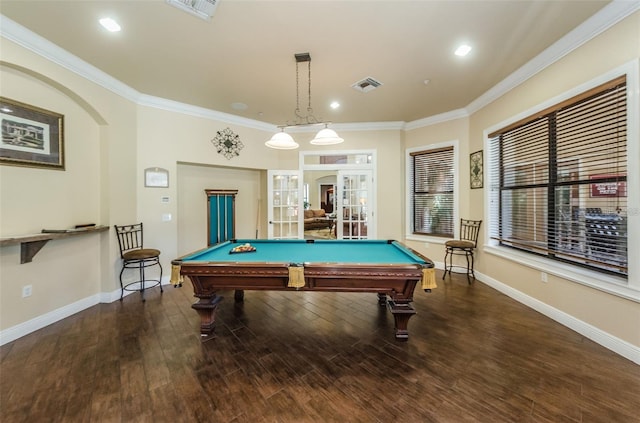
[211,127,244,159]
[470,150,483,189]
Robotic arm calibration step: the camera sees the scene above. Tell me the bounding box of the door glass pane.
[340,173,369,239]
[269,172,300,239]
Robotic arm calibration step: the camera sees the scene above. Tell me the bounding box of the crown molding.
[0,14,140,103]
[0,14,288,132]
[465,0,640,115]
[405,109,469,131]
[336,121,406,131]
[137,94,276,132]
[2,0,638,133]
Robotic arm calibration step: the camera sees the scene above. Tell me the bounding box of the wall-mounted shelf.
[0,225,109,264]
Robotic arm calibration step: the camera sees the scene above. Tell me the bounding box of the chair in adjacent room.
[442,219,482,284]
[114,223,163,301]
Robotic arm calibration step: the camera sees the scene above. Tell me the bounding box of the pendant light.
[265,130,299,150]
[265,52,343,149]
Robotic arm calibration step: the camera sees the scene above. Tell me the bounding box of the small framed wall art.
[144,167,169,188]
[0,97,65,170]
[470,150,483,189]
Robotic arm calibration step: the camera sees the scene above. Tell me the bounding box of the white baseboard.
[475,270,640,365]
[1,276,174,346]
[0,294,101,346]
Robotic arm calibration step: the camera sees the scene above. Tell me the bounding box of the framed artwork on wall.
[145,167,169,188]
[470,150,483,189]
[0,97,65,170]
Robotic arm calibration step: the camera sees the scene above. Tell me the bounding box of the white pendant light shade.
[310,128,344,145]
[265,131,299,150]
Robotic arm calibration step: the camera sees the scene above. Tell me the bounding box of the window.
[488,76,628,277]
[409,145,455,237]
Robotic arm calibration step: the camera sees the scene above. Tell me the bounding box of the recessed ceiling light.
[330,101,340,109]
[455,44,472,57]
[99,17,121,32]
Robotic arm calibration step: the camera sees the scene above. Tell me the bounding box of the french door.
[267,170,302,239]
[336,170,373,239]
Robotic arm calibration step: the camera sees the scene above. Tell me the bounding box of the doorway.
[301,150,375,240]
[320,184,335,214]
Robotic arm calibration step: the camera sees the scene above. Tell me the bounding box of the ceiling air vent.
[351,77,383,93]
[166,0,219,21]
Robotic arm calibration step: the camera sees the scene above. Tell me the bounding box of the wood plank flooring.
[1,271,639,422]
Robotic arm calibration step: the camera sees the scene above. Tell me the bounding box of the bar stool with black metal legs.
[443,219,482,284]
[114,223,163,301]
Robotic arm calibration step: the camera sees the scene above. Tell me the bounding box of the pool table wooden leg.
[387,300,416,341]
[234,289,244,302]
[191,295,224,340]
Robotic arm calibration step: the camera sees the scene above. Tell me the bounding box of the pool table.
[171,239,436,341]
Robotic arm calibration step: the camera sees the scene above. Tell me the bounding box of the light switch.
[161,196,170,203]
[162,213,172,222]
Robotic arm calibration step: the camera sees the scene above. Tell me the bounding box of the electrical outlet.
[22,285,32,297]
[541,272,548,283]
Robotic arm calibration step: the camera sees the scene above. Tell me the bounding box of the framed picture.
[0,97,64,170]
[470,150,483,189]
[144,167,169,188]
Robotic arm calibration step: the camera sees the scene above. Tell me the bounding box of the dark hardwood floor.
[1,271,639,423]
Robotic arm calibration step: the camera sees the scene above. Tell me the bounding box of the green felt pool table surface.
[180,239,429,265]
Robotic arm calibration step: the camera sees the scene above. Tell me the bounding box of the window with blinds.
[410,147,454,237]
[488,76,627,277]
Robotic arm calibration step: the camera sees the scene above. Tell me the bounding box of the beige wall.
[134,106,282,271]
[333,130,404,240]
[403,117,470,263]
[1,11,638,358]
[176,163,265,256]
[0,38,137,329]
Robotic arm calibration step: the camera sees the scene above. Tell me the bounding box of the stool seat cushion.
[445,240,475,249]
[123,248,161,260]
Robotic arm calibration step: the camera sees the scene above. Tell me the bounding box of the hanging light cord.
[288,54,322,127]
[307,58,315,119]
[295,59,301,120]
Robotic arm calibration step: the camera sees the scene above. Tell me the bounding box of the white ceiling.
[0,0,619,126]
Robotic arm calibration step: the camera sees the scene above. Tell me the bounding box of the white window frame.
[484,60,640,302]
[405,140,459,244]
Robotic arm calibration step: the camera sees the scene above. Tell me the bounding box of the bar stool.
[114,223,163,301]
[443,219,482,284]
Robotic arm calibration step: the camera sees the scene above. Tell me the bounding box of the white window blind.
[410,147,454,237]
[488,76,627,276]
